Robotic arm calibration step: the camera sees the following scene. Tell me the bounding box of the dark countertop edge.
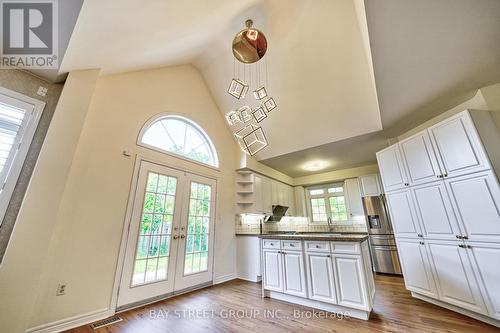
[258,234,368,242]
[236,233,369,242]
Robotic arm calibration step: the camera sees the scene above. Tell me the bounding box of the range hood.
[264,205,289,222]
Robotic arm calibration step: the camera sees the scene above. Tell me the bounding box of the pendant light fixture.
[225,19,277,156]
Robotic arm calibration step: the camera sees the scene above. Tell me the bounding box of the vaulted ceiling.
[59,0,500,177]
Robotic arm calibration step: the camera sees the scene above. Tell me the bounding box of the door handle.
[417,234,423,238]
[419,241,424,245]
[180,234,186,239]
[458,244,466,248]
[173,235,179,240]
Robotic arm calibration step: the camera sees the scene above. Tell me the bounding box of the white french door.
[117,161,216,308]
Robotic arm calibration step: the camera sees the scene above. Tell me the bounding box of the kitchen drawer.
[262,239,281,249]
[281,240,302,251]
[305,241,330,253]
[331,242,361,254]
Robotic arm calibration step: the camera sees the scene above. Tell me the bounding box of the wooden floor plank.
[65,274,499,333]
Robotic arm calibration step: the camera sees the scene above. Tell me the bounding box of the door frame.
[110,155,219,313]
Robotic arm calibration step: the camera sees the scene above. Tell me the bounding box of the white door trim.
[110,154,220,314]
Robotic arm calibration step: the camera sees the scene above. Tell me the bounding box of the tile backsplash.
[235,214,368,234]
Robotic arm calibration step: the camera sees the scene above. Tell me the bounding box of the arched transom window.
[139,115,219,167]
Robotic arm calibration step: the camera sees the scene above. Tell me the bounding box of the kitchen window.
[306,183,348,223]
[0,87,45,227]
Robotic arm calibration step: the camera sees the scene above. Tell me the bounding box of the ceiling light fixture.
[225,19,277,156]
[302,160,330,172]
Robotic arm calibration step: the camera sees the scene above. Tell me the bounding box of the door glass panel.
[184,181,211,275]
[132,172,177,286]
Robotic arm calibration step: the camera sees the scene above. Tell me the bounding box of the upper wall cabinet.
[428,112,491,179]
[359,174,382,196]
[376,145,409,192]
[399,130,442,186]
[344,178,364,218]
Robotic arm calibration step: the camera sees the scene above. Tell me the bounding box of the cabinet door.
[427,240,486,314]
[344,178,364,219]
[261,177,273,215]
[467,243,500,320]
[286,186,295,216]
[359,174,381,196]
[271,181,279,205]
[263,250,283,292]
[253,175,264,213]
[376,145,409,192]
[396,239,437,298]
[399,130,442,186]
[332,255,368,310]
[411,182,462,240]
[428,111,490,178]
[386,189,421,238]
[283,251,307,297]
[306,253,336,304]
[445,171,500,243]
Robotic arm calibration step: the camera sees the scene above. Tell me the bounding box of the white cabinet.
[399,130,442,186]
[263,249,283,292]
[344,178,364,218]
[236,236,261,282]
[306,252,336,304]
[376,145,409,192]
[294,186,307,217]
[411,181,461,240]
[386,189,422,238]
[467,242,500,320]
[263,239,374,319]
[445,171,500,243]
[359,174,382,196]
[396,238,437,298]
[426,240,486,314]
[283,250,307,297]
[428,112,491,179]
[332,255,369,310]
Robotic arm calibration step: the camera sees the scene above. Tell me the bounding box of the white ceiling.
[60,0,382,159]
[59,0,500,177]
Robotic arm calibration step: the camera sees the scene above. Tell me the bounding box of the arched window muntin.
[138,114,219,168]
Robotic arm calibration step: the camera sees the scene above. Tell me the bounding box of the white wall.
[0,70,100,333]
[0,65,238,332]
[27,65,238,328]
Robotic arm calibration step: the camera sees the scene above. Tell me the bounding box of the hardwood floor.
[67,274,499,333]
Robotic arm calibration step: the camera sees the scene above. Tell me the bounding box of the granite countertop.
[258,233,368,242]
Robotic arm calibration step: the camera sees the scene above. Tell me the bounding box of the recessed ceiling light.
[302,160,329,172]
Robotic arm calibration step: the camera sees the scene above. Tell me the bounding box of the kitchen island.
[260,234,375,320]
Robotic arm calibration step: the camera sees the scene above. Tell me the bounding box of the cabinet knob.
[327,255,331,258]
[456,235,462,239]
[462,235,468,240]
[173,235,179,240]
[458,244,465,248]
[316,245,320,248]
[444,173,448,177]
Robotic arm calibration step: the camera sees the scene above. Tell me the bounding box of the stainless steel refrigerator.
[362,195,402,275]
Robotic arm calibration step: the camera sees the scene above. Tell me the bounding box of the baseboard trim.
[26,308,113,333]
[213,273,237,284]
[236,275,262,283]
[412,292,500,328]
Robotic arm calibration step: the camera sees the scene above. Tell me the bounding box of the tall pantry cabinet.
[377,110,500,326]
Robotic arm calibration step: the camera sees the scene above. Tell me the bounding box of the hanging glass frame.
[253,86,268,100]
[227,79,249,99]
[238,106,253,123]
[252,106,267,123]
[234,124,268,156]
[262,97,277,112]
